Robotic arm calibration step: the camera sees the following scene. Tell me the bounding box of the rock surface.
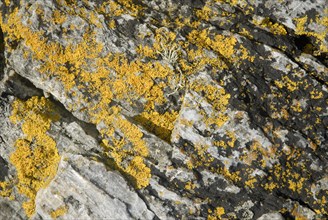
[0,0,327,219]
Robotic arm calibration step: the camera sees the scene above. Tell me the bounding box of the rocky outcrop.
[0,0,327,219]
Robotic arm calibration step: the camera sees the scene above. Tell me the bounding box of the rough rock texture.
[0,0,327,219]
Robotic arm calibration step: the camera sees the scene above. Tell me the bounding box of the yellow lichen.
[263,181,277,191]
[136,45,156,58]
[222,168,241,183]
[108,20,116,29]
[195,4,218,21]
[9,97,61,217]
[254,17,287,35]
[97,110,151,189]
[226,131,236,148]
[50,206,68,219]
[245,177,257,188]
[2,1,306,208]
[52,10,67,25]
[0,181,13,197]
[187,29,237,61]
[274,76,301,92]
[1,6,176,189]
[135,110,178,142]
[4,0,10,6]
[310,90,323,99]
[124,156,151,188]
[290,100,303,113]
[190,79,231,128]
[208,206,225,220]
[239,28,254,39]
[288,178,305,193]
[185,181,196,190]
[294,15,328,54]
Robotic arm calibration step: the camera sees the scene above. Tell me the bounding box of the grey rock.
[257,212,284,220]
[0,0,327,219]
[35,155,154,220]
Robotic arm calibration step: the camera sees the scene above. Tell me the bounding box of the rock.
[35,155,154,220]
[257,212,284,220]
[0,0,327,219]
[0,201,24,220]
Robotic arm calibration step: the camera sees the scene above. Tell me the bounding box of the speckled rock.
[0,0,327,219]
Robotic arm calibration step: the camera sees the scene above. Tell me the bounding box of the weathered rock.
[0,0,327,219]
[35,154,154,220]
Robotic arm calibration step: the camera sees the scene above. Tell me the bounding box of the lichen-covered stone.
[0,0,327,219]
